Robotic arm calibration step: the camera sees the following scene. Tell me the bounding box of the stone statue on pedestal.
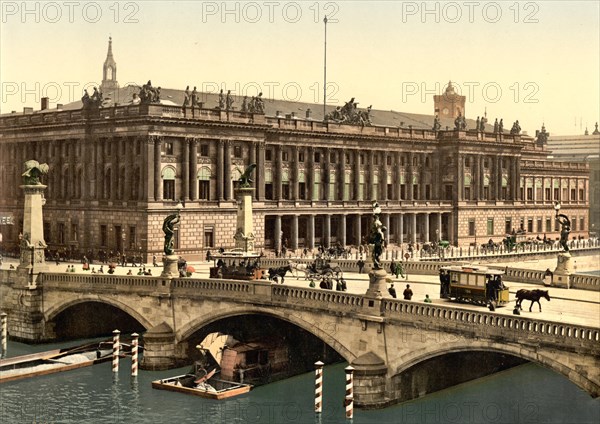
[162,213,180,256]
[235,164,257,188]
[22,160,49,185]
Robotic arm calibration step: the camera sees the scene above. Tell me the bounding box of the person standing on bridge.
[388,283,397,298]
[403,284,413,300]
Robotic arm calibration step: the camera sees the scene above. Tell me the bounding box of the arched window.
[162,166,176,200]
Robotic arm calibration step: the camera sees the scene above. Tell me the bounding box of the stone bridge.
[1,270,598,407]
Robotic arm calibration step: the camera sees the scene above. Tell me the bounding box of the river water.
[1,339,598,424]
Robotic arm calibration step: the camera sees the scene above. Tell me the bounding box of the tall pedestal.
[17,184,48,288]
[553,252,573,289]
[161,255,179,278]
[233,187,256,253]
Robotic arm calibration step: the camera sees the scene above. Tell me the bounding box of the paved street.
[2,256,598,329]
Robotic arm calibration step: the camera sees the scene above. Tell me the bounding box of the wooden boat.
[152,371,252,400]
[0,341,114,383]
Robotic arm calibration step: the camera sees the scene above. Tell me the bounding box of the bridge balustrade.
[272,285,364,313]
[172,278,253,297]
[381,299,599,354]
[40,273,160,292]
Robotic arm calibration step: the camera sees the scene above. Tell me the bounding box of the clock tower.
[434,81,466,119]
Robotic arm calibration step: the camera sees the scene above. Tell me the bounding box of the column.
[437,212,443,241]
[457,154,464,201]
[479,155,485,200]
[224,141,232,200]
[308,214,315,249]
[381,153,388,201]
[395,152,402,201]
[354,150,361,201]
[496,156,502,200]
[182,138,190,201]
[338,149,345,201]
[383,214,390,245]
[291,215,299,250]
[292,146,299,200]
[111,138,118,200]
[217,140,224,201]
[398,214,404,245]
[274,145,282,200]
[411,213,417,243]
[153,136,162,201]
[274,215,282,253]
[514,156,521,201]
[407,153,414,200]
[424,213,430,242]
[354,215,362,246]
[190,138,198,201]
[257,143,265,200]
[324,214,331,248]
[367,151,374,201]
[307,147,314,201]
[339,214,347,246]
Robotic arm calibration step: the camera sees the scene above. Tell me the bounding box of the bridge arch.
[44,295,154,331]
[392,340,599,397]
[178,305,355,363]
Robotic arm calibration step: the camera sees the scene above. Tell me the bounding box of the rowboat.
[0,341,114,383]
[152,371,252,400]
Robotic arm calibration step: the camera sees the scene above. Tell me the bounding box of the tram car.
[209,250,265,281]
[439,265,509,310]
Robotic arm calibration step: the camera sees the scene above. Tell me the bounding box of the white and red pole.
[131,332,139,377]
[112,329,120,373]
[345,365,355,419]
[1,312,7,359]
[315,360,324,413]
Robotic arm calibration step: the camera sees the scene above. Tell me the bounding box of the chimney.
[41,97,49,110]
[23,107,33,114]
[306,108,312,119]
[57,104,63,110]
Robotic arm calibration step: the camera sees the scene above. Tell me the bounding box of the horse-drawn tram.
[440,265,509,310]
[209,250,264,281]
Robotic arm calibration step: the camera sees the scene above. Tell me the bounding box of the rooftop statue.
[226,90,234,111]
[432,114,441,131]
[510,120,521,135]
[137,80,161,104]
[325,97,373,126]
[235,164,257,188]
[162,213,180,256]
[22,160,49,185]
[81,87,104,110]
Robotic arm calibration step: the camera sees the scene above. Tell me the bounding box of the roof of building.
[546,134,600,161]
[9,83,496,132]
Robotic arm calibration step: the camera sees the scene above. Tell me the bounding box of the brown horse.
[515,289,550,312]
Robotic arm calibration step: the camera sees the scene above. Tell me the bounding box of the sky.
[1,0,599,136]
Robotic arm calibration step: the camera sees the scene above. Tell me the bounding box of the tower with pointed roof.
[434,80,466,119]
[100,37,119,94]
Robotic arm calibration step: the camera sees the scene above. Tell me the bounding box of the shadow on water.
[1,340,599,424]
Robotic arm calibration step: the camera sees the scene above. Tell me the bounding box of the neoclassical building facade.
[0,96,590,261]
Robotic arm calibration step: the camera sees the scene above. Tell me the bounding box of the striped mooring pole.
[112,329,120,373]
[1,312,7,359]
[315,361,324,413]
[131,332,139,377]
[345,365,355,419]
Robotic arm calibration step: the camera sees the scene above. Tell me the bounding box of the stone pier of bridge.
[0,269,599,407]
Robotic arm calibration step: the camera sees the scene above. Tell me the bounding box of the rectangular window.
[445,185,453,200]
[536,187,542,201]
[464,186,471,200]
[537,219,542,233]
[572,218,577,231]
[387,184,393,200]
[468,220,476,236]
[570,188,576,201]
[360,154,365,165]
[579,188,584,201]
[527,187,533,201]
[546,218,552,233]
[265,183,273,200]
[400,184,406,200]
[100,225,107,247]
[425,185,431,200]
[165,142,174,155]
[282,151,289,162]
[483,186,489,200]
[314,152,320,163]
[520,218,525,231]
[487,218,494,236]
[129,226,136,249]
[200,143,209,156]
[545,187,551,200]
[71,223,78,242]
[527,218,533,233]
[234,146,242,158]
[345,154,350,165]
[44,222,52,243]
[387,156,392,166]
[58,223,65,244]
[562,188,568,201]
[554,219,559,232]
[282,183,290,200]
[265,150,272,161]
[401,156,406,166]
[505,218,512,234]
[163,180,175,200]
[413,184,419,199]
[330,152,336,163]
[204,227,214,248]
[299,182,306,200]
[199,181,210,200]
[554,188,559,200]
[374,155,379,165]
[299,152,305,163]
[580,217,585,231]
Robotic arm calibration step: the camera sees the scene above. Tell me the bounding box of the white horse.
[289,261,310,279]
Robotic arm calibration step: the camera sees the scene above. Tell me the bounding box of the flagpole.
[323,16,328,120]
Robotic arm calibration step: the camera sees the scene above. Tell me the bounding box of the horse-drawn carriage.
[209,251,264,281]
[440,265,509,310]
[303,256,343,281]
[421,240,450,255]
